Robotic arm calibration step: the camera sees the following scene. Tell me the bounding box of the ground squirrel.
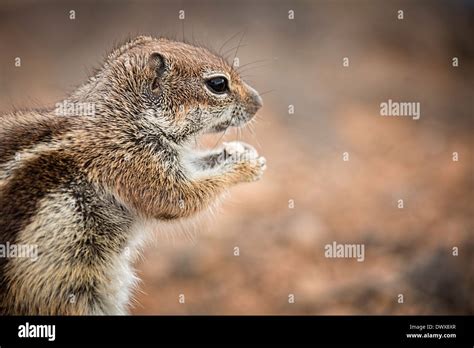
[0,36,266,315]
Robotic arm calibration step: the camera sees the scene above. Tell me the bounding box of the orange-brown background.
[0,0,472,314]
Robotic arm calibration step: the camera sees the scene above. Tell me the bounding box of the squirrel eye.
[205,76,229,94]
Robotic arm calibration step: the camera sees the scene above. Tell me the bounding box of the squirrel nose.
[253,92,263,109]
[244,82,263,112]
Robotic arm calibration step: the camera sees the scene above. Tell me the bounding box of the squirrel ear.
[148,52,166,91]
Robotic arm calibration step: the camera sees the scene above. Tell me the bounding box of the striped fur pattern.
[0,36,265,314]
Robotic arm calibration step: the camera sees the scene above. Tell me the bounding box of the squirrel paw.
[222,141,266,182]
[223,141,257,160]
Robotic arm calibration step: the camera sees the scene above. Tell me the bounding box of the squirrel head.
[91,36,263,144]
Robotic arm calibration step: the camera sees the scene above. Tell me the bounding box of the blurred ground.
[0,0,472,314]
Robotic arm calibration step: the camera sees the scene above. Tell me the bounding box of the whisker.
[191,22,195,46]
[237,59,273,70]
[223,44,248,61]
[246,119,262,149]
[233,29,247,63]
[258,89,275,97]
[211,110,233,149]
[238,63,272,74]
[219,29,246,54]
[181,19,185,42]
[253,113,264,122]
[212,126,229,149]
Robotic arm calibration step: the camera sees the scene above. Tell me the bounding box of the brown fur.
[0,36,265,314]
